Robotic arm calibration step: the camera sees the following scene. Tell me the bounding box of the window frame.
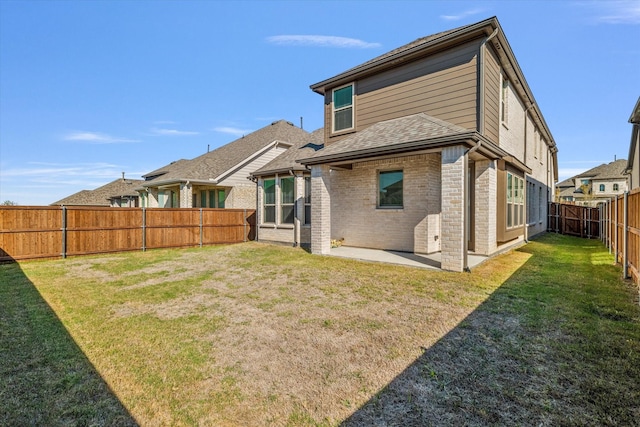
[303,176,311,226]
[263,179,276,224]
[501,75,509,127]
[280,176,295,225]
[331,83,355,133]
[506,172,524,229]
[378,170,404,209]
[599,184,605,192]
[613,183,619,192]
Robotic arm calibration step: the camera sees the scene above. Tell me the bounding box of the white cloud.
[64,131,140,144]
[266,35,381,48]
[0,162,123,179]
[440,8,484,21]
[592,0,640,24]
[213,126,253,137]
[150,128,199,136]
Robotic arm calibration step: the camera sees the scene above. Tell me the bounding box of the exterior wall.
[311,165,331,255]
[217,145,289,186]
[483,44,501,144]
[498,74,526,160]
[330,154,441,253]
[179,183,193,208]
[225,184,256,209]
[323,39,481,145]
[474,159,497,255]
[632,135,640,189]
[593,179,628,197]
[441,146,467,272]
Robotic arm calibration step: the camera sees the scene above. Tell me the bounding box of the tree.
[1,200,18,206]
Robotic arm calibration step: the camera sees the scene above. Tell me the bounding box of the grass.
[1,234,639,426]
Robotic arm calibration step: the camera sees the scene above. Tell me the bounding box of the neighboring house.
[137,120,309,209]
[555,178,576,203]
[290,16,557,272]
[563,159,628,206]
[52,174,144,207]
[251,128,324,247]
[625,97,640,190]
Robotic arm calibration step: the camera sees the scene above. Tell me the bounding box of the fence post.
[243,209,247,242]
[61,206,67,259]
[142,208,146,252]
[624,192,629,279]
[199,208,203,248]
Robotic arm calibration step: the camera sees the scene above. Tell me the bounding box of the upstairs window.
[599,184,605,192]
[332,83,354,132]
[613,183,619,191]
[501,76,509,126]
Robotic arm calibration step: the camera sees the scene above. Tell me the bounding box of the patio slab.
[329,246,488,271]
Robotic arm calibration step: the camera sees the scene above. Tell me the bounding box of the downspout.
[463,139,482,272]
[478,27,499,135]
[249,176,259,242]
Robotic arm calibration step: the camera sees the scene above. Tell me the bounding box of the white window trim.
[262,178,276,224]
[331,82,355,134]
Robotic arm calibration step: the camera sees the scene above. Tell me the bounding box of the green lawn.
[1,234,639,426]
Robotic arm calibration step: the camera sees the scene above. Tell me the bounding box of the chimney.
[122,171,125,181]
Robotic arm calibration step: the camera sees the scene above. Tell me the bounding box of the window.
[263,179,276,223]
[501,76,509,125]
[158,191,165,208]
[140,192,147,208]
[280,177,294,224]
[613,183,619,191]
[506,172,524,228]
[332,83,354,132]
[204,189,225,208]
[599,184,605,192]
[304,177,311,225]
[379,170,403,208]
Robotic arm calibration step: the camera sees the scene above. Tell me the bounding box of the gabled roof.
[142,159,190,180]
[575,159,628,181]
[252,128,324,176]
[555,178,574,189]
[51,177,144,206]
[142,120,309,186]
[298,113,529,172]
[309,16,558,178]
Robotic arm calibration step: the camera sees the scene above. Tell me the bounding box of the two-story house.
[291,16,557,272]
[568,159,628,206]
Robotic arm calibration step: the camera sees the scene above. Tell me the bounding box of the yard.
[1,233,639,426]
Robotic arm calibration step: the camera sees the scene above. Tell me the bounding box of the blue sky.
[1,0,639,205]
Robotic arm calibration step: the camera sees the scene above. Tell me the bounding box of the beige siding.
[324,40,480,146]
[217,145,289,187]
[483,45,500,144]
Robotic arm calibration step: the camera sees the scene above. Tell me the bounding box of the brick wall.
[329,153,441,253]
[440,146,466,271]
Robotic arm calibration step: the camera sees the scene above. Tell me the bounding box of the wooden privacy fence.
[548,202,600,239]
[0,206,256,262]
[599,189,640,286]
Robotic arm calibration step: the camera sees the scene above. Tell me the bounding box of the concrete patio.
[329,246,488,271]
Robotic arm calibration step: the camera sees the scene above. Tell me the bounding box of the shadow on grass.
[341,234,640,426]
[0,259,138,426]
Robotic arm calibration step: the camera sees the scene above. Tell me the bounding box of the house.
[288,16,557,272]
[251,128,324,247]
[555,178,576,203]
[625,97,640,190]
[137,120,309,209]
[561,159,628,206]
[51,174,144,207]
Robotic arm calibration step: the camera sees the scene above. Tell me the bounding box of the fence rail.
[550,189,640,286]
[0,206,255,262]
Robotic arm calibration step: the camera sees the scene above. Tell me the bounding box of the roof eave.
[309,17,498,95]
